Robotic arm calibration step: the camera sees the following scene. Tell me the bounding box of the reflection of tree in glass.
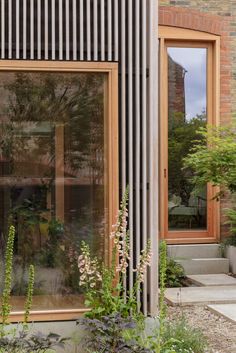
[2,72,104,179]
[0,72,106,297]
[168,112,206,206]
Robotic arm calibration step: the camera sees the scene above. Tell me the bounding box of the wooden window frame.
[159,26,220,244]
[0,60,119,322]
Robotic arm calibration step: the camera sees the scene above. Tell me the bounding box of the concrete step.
[168,244,221,259]
[165,286,236,306]
[208,304,236,323]
[175,258,229,275]
[187,274,236,287]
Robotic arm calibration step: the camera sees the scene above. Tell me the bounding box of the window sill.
[8,308,90,323]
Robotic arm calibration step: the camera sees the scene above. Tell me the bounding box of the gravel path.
[167,305,236,353]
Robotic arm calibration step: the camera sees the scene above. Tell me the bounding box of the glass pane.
[168,47,207,231]
[0,72,108,311]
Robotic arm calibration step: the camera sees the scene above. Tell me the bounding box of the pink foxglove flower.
[110,188,130,274]
[78,241,102,289]
[134,240,152,283]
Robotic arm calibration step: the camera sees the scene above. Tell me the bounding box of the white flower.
[135,240,152,283]
[78,241,102,289]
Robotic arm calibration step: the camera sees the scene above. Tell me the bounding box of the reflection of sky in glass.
[168,47,207,120]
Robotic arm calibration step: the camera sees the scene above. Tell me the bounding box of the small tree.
[183,125,236,196]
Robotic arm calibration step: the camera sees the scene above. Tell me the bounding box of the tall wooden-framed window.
[0,60,118,322]
[159,26,220,244]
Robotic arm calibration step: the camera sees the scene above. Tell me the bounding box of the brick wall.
[159,1,235,237]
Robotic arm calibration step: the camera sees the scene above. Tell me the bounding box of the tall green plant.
[157,241,168,353]
[159,241,167,324]
[78,187,152,319]
[0,226,35,335]
[0,226,67,353]
[1,225,15,328]
[24,264,35,325]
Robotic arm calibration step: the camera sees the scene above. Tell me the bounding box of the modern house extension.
[0,0,235,333]
[0,0,159,329]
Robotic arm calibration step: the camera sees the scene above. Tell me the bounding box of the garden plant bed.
[167,305,236,353]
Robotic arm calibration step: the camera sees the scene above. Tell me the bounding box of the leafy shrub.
[78,313,151,353]
[0,331,66,353]
[159,241,186,288]
[165,258,186,288]
[161,318,208,353]
[183,125,236,195]
[184,125,236,246]
[221,208,236,247]
[223,235,236,247]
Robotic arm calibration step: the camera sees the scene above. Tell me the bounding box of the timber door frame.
[159,26,220,244]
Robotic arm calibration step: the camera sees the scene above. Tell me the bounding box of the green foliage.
[165,259,186,288]
[169,115,206,206]
[78,313,150,353]
[0,225,66,352]
[143,314,208,353]
[161,318,208,353]
[0,331,67,353]
[77,235,207,353]
[1,225,15,327]
[77,188,154,353]
[38,219,64,268]
[159,241,167,324]
[4,72,105,173]
[223,235,236,247]
[1,71,106,297]
[77,198,206,353]
[183,125,236,194]
[0,225,35,335]
[156,241,168,353]
[142,242,206,353]
[184,124,236,246]
[10,194,48,291]
[78,187,151,320]
[24,264,35,325]
[221,208,236,247]
[142,241,174,353]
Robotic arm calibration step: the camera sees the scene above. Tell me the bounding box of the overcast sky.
[168,47,207,120]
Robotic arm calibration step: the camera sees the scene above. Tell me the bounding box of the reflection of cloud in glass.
[168,47,207,120]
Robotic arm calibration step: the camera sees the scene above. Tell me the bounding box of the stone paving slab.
[165,286,236,306]
[187,274,236,287]
[207,304,236,323]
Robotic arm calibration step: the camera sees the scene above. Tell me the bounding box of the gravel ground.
[167,305,236,353]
